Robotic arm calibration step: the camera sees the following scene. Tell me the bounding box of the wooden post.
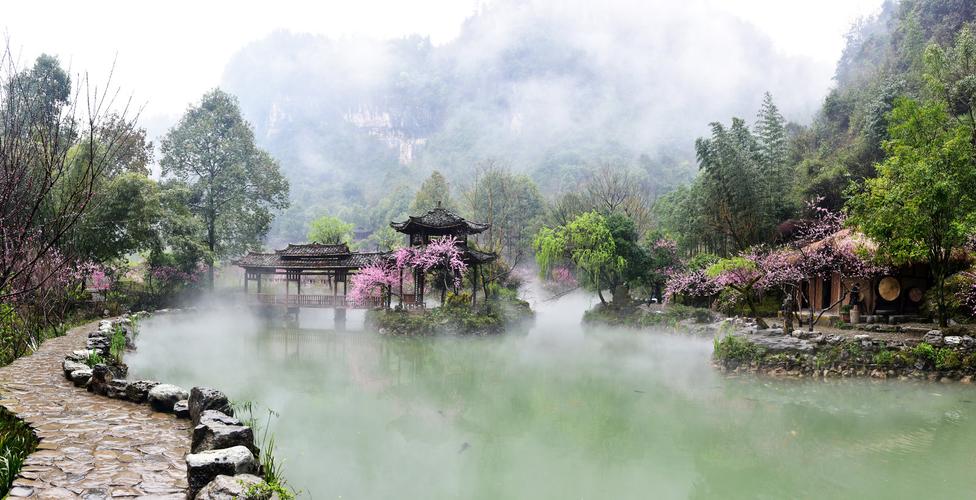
[398,267,404,308]
[297,271,302,296]
[471,264,478,307]
[257,273,262,294]
[244,273,249,294]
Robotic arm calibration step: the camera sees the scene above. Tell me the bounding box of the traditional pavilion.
[234,205,496,313]
[389,205,497,306]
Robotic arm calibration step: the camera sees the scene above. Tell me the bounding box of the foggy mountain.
[221,0,836,243]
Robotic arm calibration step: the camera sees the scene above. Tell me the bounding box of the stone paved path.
[0,320,190,499]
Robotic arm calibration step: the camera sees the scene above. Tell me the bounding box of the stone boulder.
[174,400,190,419]
[86,335,111,357]
[195,474,265,500]
[87,364,112,396]
[147,384,189,413]
[192,410,257,454]
[65,350,93,363]
[70,369,92,387]
[185,446,259,498]
[923,330,944,347]
[189,387,235,426]
[125,380,160,403]
[63,359,88,380]
[105,380,130,400]
[749,334,815,354]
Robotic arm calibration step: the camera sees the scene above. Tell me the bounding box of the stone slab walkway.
[0,320,190,499]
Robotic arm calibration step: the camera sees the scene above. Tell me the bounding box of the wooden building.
[799,230,969,320]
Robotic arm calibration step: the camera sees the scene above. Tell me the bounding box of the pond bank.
[0,319,191,498]
[715,326,976,381]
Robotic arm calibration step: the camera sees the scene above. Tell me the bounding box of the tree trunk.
[207,219,216,290]
[744,293,769,329]
[783,290,794,335]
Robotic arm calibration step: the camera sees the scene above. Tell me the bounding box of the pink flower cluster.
[664,270,720,302]
[350,237,471,306]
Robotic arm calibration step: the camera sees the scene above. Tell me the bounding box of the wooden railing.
[249,294,385,309]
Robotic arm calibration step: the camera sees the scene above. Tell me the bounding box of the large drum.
[878,276,901,301]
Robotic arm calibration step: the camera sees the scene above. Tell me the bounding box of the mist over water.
[130,294,976,499]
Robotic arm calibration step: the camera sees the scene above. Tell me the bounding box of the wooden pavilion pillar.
[471,264,478,307]
[257,273,262,294]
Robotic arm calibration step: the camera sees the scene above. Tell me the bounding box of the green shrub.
[873,349,895,367]
[935,348,961,370]
[912,342,936,365]
[893,350,915,368]
[964,353,976,370]
[844,341,863,359]
[713,335,765,362]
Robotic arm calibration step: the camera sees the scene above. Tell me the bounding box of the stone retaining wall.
[716,326,976,381]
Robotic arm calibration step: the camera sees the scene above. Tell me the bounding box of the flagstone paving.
[0,320,190,499]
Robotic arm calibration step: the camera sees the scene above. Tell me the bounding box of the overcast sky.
[3,0,884,136]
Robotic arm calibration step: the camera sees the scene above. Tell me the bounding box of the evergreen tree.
[754,92,794,221]
[410,170,453,214]
[160,89,289,288]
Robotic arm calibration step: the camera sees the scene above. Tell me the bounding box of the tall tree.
[754,92,794,221]
[410,170,453,213]
[924,24,976,145]
[307,215,354,245]
[160,89,289,288]
[695,118,769,253]
[847,98,976,327]
[465,162,544,267]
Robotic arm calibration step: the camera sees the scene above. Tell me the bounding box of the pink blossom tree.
[348,262,398,307]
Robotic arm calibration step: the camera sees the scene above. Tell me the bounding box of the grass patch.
[584,303,716,329]
[232,401,296,499]
[0,408,37,495]
[84,351,105,368]
[713,335,765,363]
[367,294,533,336]
[109,326,127,363]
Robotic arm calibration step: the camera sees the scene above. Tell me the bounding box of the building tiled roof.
[390,207,490,235]
[234,251,385,270]
[276,243,351,258]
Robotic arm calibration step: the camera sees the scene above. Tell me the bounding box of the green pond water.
[129,292,976,499]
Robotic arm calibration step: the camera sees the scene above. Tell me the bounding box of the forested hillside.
[657,0,976,253]
[221,0,830,244]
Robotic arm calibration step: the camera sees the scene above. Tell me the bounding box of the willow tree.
[533,211,624,305]
[160,89,289,288]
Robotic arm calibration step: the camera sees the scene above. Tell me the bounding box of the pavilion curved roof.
[390,207,490,235]
[276,243,351,258]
